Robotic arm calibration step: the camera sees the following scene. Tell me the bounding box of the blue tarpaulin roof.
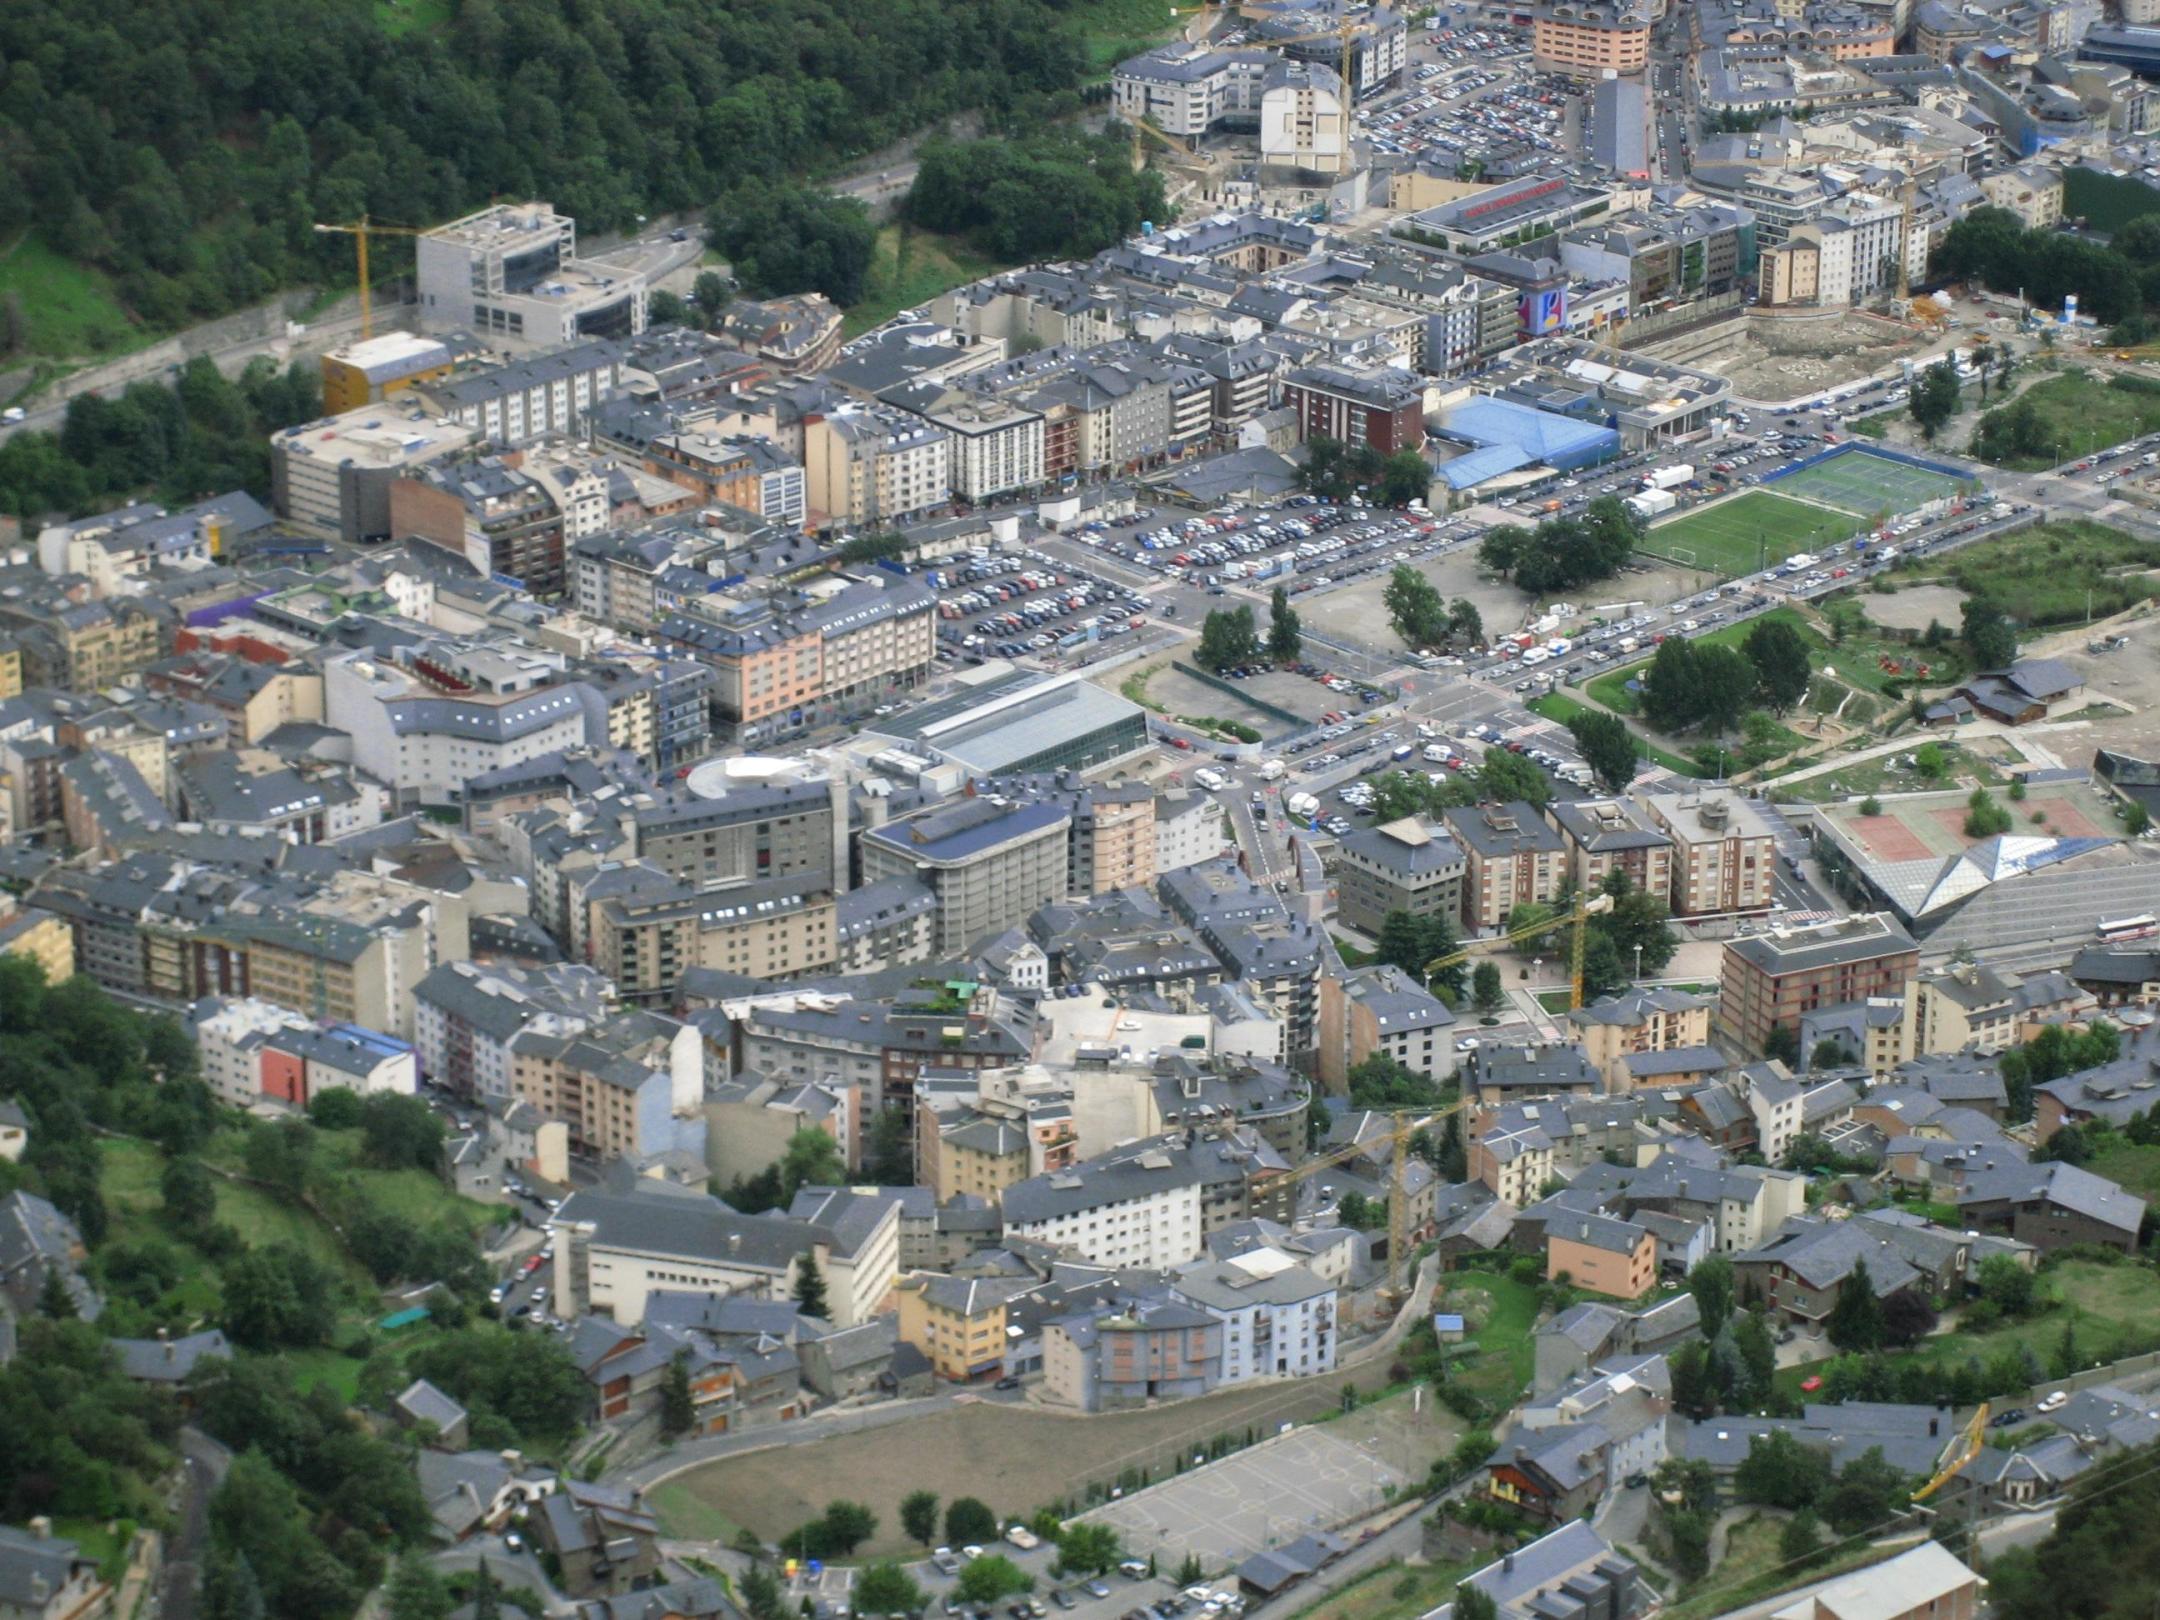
[1434,396,1621,488]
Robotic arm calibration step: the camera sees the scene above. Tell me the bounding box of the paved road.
[157,1427,232,1620]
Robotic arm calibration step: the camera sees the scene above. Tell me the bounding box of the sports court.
[1771,447,1974,517]
[1639,489,1864,575]
[1079,1426,1408,1566]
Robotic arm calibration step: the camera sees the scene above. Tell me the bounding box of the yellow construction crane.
[1264,12,1368,115]
[1422,888,1616,1014]
[1896,176,1919,303]
[1262,1100,1465,1295]
[1912,1402,1990,1503]
[312,215,430,341]
[1129,113,1201,173]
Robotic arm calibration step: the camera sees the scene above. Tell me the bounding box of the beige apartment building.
[1568,987,1715,1090]
[801,405,952,528]
[1639,790,1778,916]
[1071,784,1159,895]
[588,880,838,1002]
[1446,802,1566,929]
[1531,0,1651,76]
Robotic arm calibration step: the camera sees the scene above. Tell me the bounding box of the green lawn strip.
[1972,372,2160,471]
[1067,0,1187,76]
[843,224,1008,338]
[1900,519,2160,627]
[1332,933,1376,966]
[2089,1142,2160,1202]
[52,1519,133,1583]
[1290,1556,1481,1620]
[0,232,146,361]
[650,1481,752,1544]
[1658,1518,1914,1620]
[1435,1269,1540,1406]
[1527,691,1703,777]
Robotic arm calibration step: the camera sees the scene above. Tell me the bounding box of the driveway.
[156,1427,233,1620]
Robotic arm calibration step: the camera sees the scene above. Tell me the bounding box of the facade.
[417,342,624,447]
[881,381,1046,501]
[1112,44,1270,140]
[1447,802,1567,929]
[415,202,647,352]
[270,404,478,543]
[1546,1212,1658,1299]
[1318,964,1456,1091]
[860,798,1073,955]
[896,1272,1016,1382]
[1532,0,1653,75]
[1334,816,1466,935]
[1720,913,1920,1054]
[1639,790,1777,916]
[1282,366,1426,453]
[801,405,952,528]
[1043,1300,1223,1411]
[1172,1254,1337,1383]
[1546,798,1674,897]
[1568,988,1715,1091]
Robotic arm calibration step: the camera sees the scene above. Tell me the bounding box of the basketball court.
[1080,1426,1408,1566]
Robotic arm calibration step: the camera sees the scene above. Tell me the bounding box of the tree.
[307,1087,365,1129]
[1688,1255,1735,1339]
[1692,645,1758,734]
[1478,747,1552,809]
[1763,1024,1801,1065]
[1346,1054,1442,1109]
[1913,742,1947,780]
[1744,618,1814,715]
[469,1562,501,1620]
[219,1247,336,1350]
[1267,586,1302,663]
[1734,1309,1777,1409]
[1433,1111,1467,1184]
[1964,787,2012,839]
[1962,596,2017,671]
[388,1551,453,1620]
[692,271,734,328]
[1909,358,1962,443]
[1978,1254,2037,1318]
[901,1490,941,1548]
[780,1127,846,1201]
[909,131,1166,262]
[1453,1587,1499,1620]
[955,1556,1033,1604]
[357,1093,445,1173]
[1780,1507,1823,1570]
[1826,1259,1886,1353]
[1883,1289,1939,1348]
[1735,1429,1831,1510]
[946,1497,999,1546]
[1566,709,1639,792]
[161,1155,218,1229]
[1449,598,1484,648]
[1810,1039,1858,1071]
[1821,1447,1907,1535]
[708,181,878,305]
[742,1565,788,1620]
[660,1353,696,1439]
[858,1563,925,1616]
[865,1107,914,1185]
[793,1252,830,1318]
[1335,1192,1384,1231]
[1056,1522,1123,1575]
[1472,961,1505,1016]
[1378,450,1433,507]
[1382,564,1452,650]
[1670,1338,1716,1419]
[1197,606,1258,672]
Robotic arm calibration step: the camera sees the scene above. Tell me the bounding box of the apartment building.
[801,404,952,529]
[1531,0,1652,76]
[1720,913,1920,1054]
[143,655,324,749]
[320,331,463,414]
[1171,1254,1337,1384]
[1335,816,1466,936]
[1069,782,1159,895]
[630,774,843,895]
[1639,790,1777,916]
[1546,1211,1658,1299]
[324,644,590,809]
[1447,802,1567,929]
[658,578,937,733]
[551,1187,839,1328]
[509,1015,699,1164]
[1899,961,2089,1063]
[1282,365,1426,453]
[416,202,647,352]
[718,294,845,378]
[881,380,1046,501]
[413,959,604,1101]
[860,798,1073,954]
[586,874,839,1001]
[1318,963,1457,1091]
[643,431,807,529]
[897,1273,1020,1382]
[1001,1139,1212,1270]
[416,340,625,446]
[1112,44,1270,139]
[390,453,609,599]
[1546,798,1674,898]
[1159,860,1323,1053]
[0,597,166,692]
[1568,987,1715,1090]
[1043,1299,1223,1411]
[270,403,478,543]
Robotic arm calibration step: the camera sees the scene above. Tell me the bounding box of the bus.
[2096,914,2160,944]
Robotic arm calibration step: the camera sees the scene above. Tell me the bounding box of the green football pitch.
[1771,448,1975,517]
[1638,490,1864,576]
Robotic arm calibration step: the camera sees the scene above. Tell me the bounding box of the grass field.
[1069,0,1186,76]
[0,232,144,360]
[2090,1141,2160,1202]
[1639,491,1864,576]
[844,225,1007,337]
[53,1520,132,1583]
[1657,1520,1915,1620]
[1974,372,2160,470]
[101,1138,360,1293]
[1770,449,1974,517]
[1433,1269,1540,1408]
[1527,691,1703,777]
[1291,1557,1479,1620]
[1915,520,2160,627]
[1586,607,1815,716]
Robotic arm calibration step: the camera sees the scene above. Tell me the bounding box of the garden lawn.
[1290,1558,1479,1620]
[844,225,1006,337]
[1658,1519,1915,1620]
[1586,607,1817,716]
[52,1520,132,1583]
[1528,691,1703,777]
[2088,1141,2160,1203]
[1435,1269,1540,1407]
[1068,0,1187,76]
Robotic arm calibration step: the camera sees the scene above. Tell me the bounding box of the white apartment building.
[415,201,648,352]
[1172,1252,1338,1383]
[189,996,310,1108]
[884,381,1045,501]
[1112,45,1270,139]
[324,646,591,808]
[418,341,625,447]
[1001,1157,1206,1270]
[1156,788,1231,872]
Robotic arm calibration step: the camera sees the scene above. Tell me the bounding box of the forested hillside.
[0,0,1093,347]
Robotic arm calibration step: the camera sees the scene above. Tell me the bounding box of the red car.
[1167,737,1192,751]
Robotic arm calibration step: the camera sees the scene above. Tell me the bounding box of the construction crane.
[1912,1402,1990,1503]
[1129,113,1201,173]
[312,215,429,341]
[1895,176,1919,302]
[1261,1099,1466,1295]
[1263,11,1369,115]
[1422,888,1617,1014]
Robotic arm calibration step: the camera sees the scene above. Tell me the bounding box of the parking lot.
[1362,23,1578,173]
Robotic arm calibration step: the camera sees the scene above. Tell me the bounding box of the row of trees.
[1358,746,1556,825]
[907,130,1167,264]
[1194,591,1302,672]
[1934,204,2145,326]
[1477,497,1645,597]
[0,0,1091,343]
[1382,564,1482,652]
[1299,436,1434,506]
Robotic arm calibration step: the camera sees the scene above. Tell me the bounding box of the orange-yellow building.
[1546,1211,1657,1299]
[1531,1,1651,76]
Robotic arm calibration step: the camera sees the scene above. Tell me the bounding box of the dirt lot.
[1104,655,1329,740]
[1297,549,1721,658]
[1860,581,1972,634]
[661,1372,1441,1557]
[1680,311,1939,401]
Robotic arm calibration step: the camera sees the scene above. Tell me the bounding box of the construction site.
[1636,307,1947,400]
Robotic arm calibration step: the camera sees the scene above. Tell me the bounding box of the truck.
[1784,552,1819,572]
[1392,744,1415,761]
[1423,743,1449,763]
[1194,767,1228,792]
[1259,758,1287,781]
[1642,463,1694,492]
[1625,488,1677,520]
[1286,792,1321,821]
[1546,637,1573,657]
